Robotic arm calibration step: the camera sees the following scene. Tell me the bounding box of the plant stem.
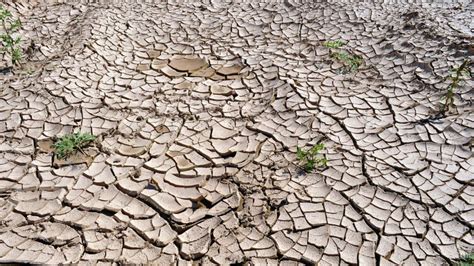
[441,59,470,114]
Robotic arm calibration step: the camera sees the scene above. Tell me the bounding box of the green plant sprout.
[323,40,363,72]
[440,59,470,114]
[54,133,96,159]
[0,5,22,65]
[456,252,474,266]
[330,51,363,72]
[323,40,345,49]
[296,143,327,172]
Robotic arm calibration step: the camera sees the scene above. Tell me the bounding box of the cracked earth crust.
[0,0,473,264]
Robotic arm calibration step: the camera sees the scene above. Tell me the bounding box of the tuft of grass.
[457,253,474,266]
[440,59,470,114]
[54,133,96,159]
[323,40,363,72]
[0,5,22,65]
[296,143,327,172]
[323,40,345,49]
[330,51,363,72]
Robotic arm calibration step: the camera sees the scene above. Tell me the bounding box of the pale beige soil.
[0,1,473,264]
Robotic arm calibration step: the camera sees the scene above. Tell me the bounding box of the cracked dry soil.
[0,0,473,265]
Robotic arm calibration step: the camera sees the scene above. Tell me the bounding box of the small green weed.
[54,133,96,159]
[323,40,345,49]
[323,40,363,72]
[457,252,474,266]
[330,51,363,72]
[0,5,22,65]
[440,59,470,114]
[296,143,327,172]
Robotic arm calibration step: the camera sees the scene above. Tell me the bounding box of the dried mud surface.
[0,1,473,264]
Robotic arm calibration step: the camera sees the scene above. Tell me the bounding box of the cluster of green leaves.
[323,40,345,49]
[440,59,471,114]
[296,143,327,172]
[457,253,474,266]
[0,5,22,65]
[54,133,96,159]
[324,39,363,72]
[330,52,363,72]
